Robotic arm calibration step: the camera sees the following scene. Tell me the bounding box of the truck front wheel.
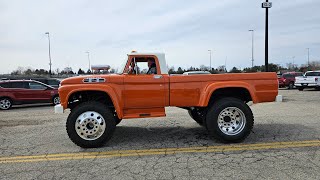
[206,97,254,143]
[66,102,116,148]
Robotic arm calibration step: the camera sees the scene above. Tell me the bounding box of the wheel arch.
[66,88,123,119]
[199,82,257,106]
[0,96,13,102]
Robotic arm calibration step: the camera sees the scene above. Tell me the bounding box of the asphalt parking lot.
[0,89,319,180]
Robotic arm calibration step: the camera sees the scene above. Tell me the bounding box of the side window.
[126,57,158,75]
[0,82,11,88]
[11,82,27,88]
[28,82,47,90]
[47,80,60,86]
[136,61,149,74]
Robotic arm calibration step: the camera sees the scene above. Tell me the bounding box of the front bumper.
[295,83,318,87]
[54,104,64,114]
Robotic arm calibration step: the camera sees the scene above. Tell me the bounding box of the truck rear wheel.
[205,97,254,143]
[66,102,116,148]
[188,109,205,126]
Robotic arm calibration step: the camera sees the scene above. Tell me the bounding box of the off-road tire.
[205,97,254,143]
[66,102,116,148]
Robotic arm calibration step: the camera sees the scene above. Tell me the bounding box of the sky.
[0,0,319,74]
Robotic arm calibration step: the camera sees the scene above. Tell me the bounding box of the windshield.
[305,72,320,76]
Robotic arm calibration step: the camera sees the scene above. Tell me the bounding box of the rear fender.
[198,81,257,106]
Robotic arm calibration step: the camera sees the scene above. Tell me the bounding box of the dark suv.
[278,72,303,89]
[0,80,60,110]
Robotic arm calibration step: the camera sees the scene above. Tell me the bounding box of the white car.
[295,71,320,91]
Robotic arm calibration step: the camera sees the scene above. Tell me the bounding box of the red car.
[278,72,304,89]
[0,80,60,110]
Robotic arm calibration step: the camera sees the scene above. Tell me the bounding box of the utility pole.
[208,50,212,71]
[249,30,254,68]
[85,51,91,73]
[262,1,272,72]
[45,32,52,77]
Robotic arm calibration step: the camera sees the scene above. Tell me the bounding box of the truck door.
[123,56,166,109]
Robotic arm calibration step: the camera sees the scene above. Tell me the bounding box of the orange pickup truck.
[55,51,278,148]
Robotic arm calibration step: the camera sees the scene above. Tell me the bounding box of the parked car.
[183,71,211,75]
[278,72,303,89]
[295,71,320,91]
[0,80,60,110]
[0,77,61,88]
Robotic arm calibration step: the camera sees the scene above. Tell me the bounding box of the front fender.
[59,84,123,119]
[198,81,257,106]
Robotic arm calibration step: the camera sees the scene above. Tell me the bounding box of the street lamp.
[306,48,310,70]
[45,32,52,77]
[292,56,295,70]
[85,51,91,73]
[208,50,212,71]
[262,0,272,72]
[249,30,254,68]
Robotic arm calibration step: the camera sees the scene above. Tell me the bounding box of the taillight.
[283,79,286,82]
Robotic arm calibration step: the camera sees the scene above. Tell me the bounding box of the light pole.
[208,50,212,71]
[262,1,272,72]
[85,51,91,73]
[306,48,310,70]
[292,56,295,70]
[249,30,254,68]
[45,32,52,77]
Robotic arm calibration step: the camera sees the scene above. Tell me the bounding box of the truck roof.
[127,51,168,74]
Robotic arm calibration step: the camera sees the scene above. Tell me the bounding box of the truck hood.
[60,75,115,86]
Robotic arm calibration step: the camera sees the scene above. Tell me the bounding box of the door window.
[0,82,11,88]
[126,57,158,75]
[47,79,60,86]
[28,82,47,90]
[11,82,28,88]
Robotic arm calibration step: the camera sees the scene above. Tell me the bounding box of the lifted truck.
[56,51,278,148]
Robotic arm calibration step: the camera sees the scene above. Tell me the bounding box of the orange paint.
[58,55,278,119]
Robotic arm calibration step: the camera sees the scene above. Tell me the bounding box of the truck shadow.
[107,123,317,149]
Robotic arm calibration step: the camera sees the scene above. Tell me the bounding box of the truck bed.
[169,72,278,107]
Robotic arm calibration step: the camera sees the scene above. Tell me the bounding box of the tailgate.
[295,77,315,84]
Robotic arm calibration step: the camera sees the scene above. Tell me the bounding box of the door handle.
[153,75,163,79]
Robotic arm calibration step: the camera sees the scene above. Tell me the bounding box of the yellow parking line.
[0,140,319,164]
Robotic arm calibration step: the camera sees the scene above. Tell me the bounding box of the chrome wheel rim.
[75,111,106,141]
[53,97,60,105]
[218,107,246,135]
[0,99,11,110]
